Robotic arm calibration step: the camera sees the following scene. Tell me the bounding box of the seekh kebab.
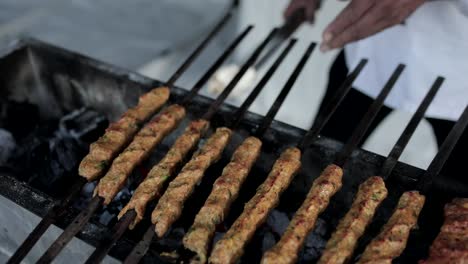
[420,198,468,264]
[209,147,302,264]
[79,87,169,181]
[317,176,387,264]
[260,65,404,264]
[182,136,262,263]
[357,191,425,264]
[119,119,209,227]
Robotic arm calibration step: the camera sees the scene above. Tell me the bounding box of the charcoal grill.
[0,30,467,264]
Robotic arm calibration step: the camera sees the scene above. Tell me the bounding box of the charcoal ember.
[266,210,290,235]
[97,187,132,226]
[300,218,328,263]
[156,227,185,250]
[0,100,40,140]
[59,107,108,142]
[0,129,16,164]
[262,231,276,252]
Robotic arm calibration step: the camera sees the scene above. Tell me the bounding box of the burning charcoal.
[1,100,40,140]
[267,210,290,235]
[301,218,328,262]
[97,187,132,226]
[99,211,115,226]
[0,129,16,164]
[156,227,185,249]
[59,107,108,142]
[262,231,276,252]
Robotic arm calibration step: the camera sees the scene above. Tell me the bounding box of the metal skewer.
[333,64,405,167]
[417,104,468,194]
[123,40,315,264]
[297,59,368,150]
[380,77,444,180]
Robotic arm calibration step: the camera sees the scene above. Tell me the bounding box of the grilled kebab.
[357,191,425,264]
[317,176,388,264]
[151,127,232,238]
[79,87,170,181]
[183,136,262,263]
[209,147,301,264]
[261,164,343,264]
[420,198,468,264]
[94,104,186,205]
[118,119,209,228]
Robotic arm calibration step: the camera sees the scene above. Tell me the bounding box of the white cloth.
[345,0,468,121]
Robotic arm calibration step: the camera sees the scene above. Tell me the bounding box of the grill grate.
[0,29,466,264]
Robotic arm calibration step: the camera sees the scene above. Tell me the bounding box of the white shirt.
[345,0,468,121]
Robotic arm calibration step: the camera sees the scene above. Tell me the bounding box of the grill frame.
[0,38,464,263]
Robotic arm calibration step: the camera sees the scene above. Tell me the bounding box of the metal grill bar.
[230,38,297,129]
[85,211,137,264]
[254,42,316,137]
[180,25,253,106]
[202,28,279,120]
[417,105,468,193]
[37,196,103,263]
[165,10,233,87]
[334,64,405,167]
[123,225,155,264]
[380,77,444,180]
[7,177,86,264]
[297,59,368,150]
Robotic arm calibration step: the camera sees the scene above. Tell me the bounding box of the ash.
[0,100,107,197]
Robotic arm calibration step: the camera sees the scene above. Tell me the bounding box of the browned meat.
[209,147,301,264]
[118,119,209,228]
[79,87,169,181]
[318,176,388,264]
[261,164,343,264]
[183,137,262,263]
[151,127,232,238]
[357,191,425,264]
[420,198,468,264]
[94,104,186,205]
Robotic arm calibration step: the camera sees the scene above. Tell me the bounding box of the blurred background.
[0,1,438,261]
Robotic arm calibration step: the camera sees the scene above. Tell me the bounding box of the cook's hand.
[284,0,321,23]
[320,0,426,52]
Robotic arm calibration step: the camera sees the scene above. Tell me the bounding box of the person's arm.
[284,0,427,52]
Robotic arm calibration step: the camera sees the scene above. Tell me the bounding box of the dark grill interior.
[0,39,465,263]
